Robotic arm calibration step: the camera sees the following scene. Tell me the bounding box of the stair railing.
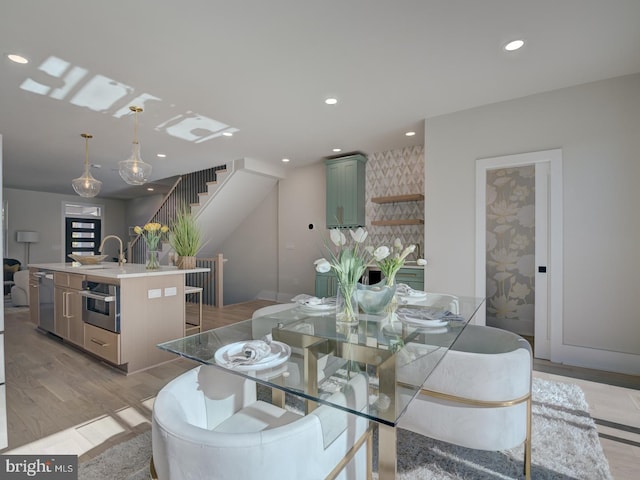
[185,254,226,307]
[128,165,227,264]
[128,176,183,264]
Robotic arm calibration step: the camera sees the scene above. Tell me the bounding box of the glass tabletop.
[158,294,484,427]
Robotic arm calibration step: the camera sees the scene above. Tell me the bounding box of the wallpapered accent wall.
[485,165,535,336]
[366,145,424,258]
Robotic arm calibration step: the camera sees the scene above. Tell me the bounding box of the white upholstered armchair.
[398,324,533,479]
[152,365,370,480]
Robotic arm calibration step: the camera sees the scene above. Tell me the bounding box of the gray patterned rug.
[78,378,612,479]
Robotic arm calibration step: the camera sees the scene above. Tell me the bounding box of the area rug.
[78,378,612,479]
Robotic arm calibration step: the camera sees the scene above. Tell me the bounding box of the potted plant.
[169,207,201,269]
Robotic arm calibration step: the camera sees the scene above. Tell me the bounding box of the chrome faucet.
[99,235,127,266]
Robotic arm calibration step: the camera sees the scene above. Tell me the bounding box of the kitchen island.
[29,262,210,374]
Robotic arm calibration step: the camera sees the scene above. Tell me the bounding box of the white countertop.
[29,262,210,279]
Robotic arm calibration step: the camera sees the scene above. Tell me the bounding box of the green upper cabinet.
[325,154,367,228]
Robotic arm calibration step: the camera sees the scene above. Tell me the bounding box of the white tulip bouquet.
[375,238,427,286]
[314,227,390,322]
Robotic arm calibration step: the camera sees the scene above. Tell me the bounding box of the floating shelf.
[371,194,424,204]
[371,219,424,226]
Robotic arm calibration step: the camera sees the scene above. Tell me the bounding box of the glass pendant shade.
[72,134,102,198]
[119,106,152,185]
[118,142,152,185]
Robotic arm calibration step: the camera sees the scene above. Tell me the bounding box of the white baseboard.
[552,343,640,376]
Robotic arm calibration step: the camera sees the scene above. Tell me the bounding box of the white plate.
[215,341,291,371]
[396,309,449,328]
[298,303,335,315]
[399,315,448,328]
[398,290,428,299]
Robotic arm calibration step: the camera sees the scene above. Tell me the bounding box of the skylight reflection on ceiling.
[18,55,238,143]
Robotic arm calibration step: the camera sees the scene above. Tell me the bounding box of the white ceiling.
[2,0,639,199]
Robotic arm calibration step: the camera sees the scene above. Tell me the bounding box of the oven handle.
[79,290,117,302]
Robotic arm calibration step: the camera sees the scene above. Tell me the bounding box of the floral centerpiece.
[314,228,389,323]
[134,222,169,269]
[376,238,427,286]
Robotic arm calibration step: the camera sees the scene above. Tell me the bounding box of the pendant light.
[72,133,102,197]
[118,106,152,185]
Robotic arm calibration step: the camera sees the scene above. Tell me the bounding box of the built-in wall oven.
[79,282,120,333]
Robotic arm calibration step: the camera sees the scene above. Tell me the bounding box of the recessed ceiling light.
[222,132,233,137]
[8,54,28,64]
[325,98,338,105]
[156,153,166,158]
[332,148,342,153]
[405,131,416,137]
[147,187,154,191]
[281,158,290,163]
[504,39,525,52]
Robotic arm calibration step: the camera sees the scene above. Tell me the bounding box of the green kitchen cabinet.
[315,271,338,298]
[325,154,367,228]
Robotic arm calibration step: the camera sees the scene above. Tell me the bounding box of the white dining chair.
[397,324,533,479]
[152,365,371,480]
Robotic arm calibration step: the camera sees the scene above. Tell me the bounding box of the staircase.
[128,158,286,304]
[192,158,286,256]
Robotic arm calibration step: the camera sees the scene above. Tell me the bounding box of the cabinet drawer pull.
[90,338,109,347]
[398,272,418,278]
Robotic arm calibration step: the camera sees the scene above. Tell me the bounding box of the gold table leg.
[378,424,397,480]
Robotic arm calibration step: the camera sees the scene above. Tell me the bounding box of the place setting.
[291,293,336,315]
[214,339,291,372]
[395,306,463,331]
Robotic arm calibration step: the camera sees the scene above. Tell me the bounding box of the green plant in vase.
[169,207,202,269]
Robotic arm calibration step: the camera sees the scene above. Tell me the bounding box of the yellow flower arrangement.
[133,222,169,251]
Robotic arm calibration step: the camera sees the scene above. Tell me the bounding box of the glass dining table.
[158,294,484,480]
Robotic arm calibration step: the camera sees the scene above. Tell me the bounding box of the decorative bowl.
[68,254,109,265]
[356,280,396,314]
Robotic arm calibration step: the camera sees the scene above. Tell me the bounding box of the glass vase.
[336,281,359,325]
[146,250,160,270]
[356,280,396,314]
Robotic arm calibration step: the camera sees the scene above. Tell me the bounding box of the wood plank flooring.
[2,301,639,479]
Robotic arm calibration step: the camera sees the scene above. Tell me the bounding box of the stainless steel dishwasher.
[35,271,55,333]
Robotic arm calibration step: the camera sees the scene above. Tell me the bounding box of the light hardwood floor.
[2,301,639,479]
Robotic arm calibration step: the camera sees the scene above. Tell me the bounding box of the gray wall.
[125,194,165,232]
[425,73,640,374]
[219,186,279,305]
[218,162,327,305]
[3,188,127,264]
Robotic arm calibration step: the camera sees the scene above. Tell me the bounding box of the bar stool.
[184,286,203,335]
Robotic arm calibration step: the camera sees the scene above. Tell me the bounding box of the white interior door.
[476,149,563,361]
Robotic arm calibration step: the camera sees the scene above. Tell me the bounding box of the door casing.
[475,149,563,360]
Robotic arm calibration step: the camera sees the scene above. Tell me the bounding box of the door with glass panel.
[65,217,101,260]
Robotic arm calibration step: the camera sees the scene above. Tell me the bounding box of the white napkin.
[291,294,334,306]
[397,307,449,320]
[396,283,425,297]
[228,340,272,364]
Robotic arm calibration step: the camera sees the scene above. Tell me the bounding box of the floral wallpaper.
[486,165,535,336]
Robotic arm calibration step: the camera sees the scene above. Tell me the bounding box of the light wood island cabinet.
[30,263,209,374]
[54,272,84,345]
